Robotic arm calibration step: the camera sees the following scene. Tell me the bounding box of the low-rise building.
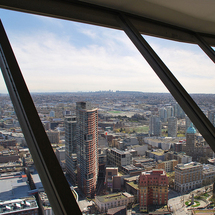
[156,159,178,172]
[146,149,165,161]
[95,192,134,212]
[0,151,19,163]
[0,197,39,214]
[105,167,121,192]
[202,164,215,186]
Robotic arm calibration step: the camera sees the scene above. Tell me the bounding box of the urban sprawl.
[1,91,215,215]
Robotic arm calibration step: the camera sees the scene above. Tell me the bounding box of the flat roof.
[0,172,30,201]
[96,192,131,203]
[176,162,202,170]
[31,173,43,190]
[126,181,139,190]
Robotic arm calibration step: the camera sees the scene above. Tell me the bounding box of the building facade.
[65,116,77,183]
[139,170,168,212]
[159,107,167,122]
[95,192,134,212]
[76,102,98,197]
[168,117,177,137]
[46,130,60,144]
[174,162,203,193]
[156,159,178,172]
[107,148,132,170]
[149,116,161,137]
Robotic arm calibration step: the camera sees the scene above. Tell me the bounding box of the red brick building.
[139,169,168,212]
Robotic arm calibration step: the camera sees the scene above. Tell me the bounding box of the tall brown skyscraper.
[76,102,98,197]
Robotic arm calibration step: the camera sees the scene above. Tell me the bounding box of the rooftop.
[127,181,139,190]
[0,197,38,214]
[0,172,30,201]
[176,162,202,170]
[96,192,131,203]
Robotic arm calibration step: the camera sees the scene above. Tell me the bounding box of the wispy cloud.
[0,14,214,94]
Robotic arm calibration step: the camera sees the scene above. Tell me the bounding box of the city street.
[168,185,213,215]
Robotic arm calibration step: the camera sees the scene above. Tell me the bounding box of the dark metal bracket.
[195,33,215,63]
[0,20,81,215]
[117,13,215,152]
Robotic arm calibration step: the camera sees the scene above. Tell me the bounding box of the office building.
[76,102,98,198]
[174,162,203,192]
[149,116,161,136]
[168,117,177,137]
[139,170,168,212]
[107,148,132,170]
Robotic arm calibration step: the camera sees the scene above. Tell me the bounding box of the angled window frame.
[0,2,215,214]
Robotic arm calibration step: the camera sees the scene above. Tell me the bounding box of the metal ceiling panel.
[0,0,215,45]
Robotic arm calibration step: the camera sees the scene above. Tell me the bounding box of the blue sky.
[0,8,214,94]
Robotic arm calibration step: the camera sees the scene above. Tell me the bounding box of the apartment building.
[149,115,161,136]
[76,102,98,198]
[174,162,203,192]
[139,170,168,212]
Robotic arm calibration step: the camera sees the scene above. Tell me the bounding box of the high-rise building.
[65,116,77,154]
[65,116,77,183]
[173,103,185,119]
[76,102,98,197]
[139,170,168,212]
[149,115,161,136]
[168,117,177,137]
[166,106,174,119]
[159,107,167,122]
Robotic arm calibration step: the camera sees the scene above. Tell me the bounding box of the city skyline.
[0,9,215,94]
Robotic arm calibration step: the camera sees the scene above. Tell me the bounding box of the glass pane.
[1,7,215,215]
